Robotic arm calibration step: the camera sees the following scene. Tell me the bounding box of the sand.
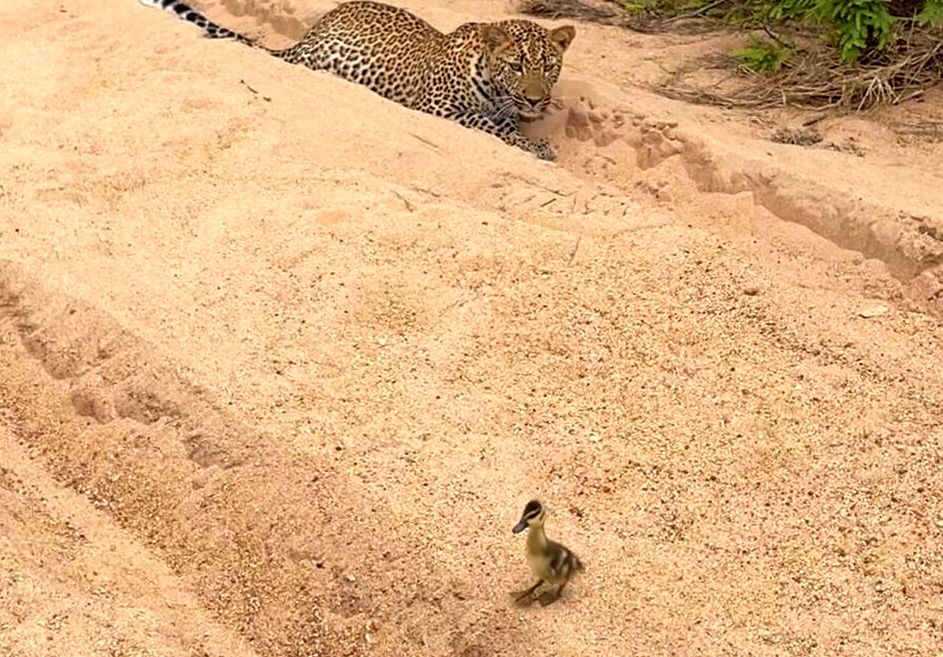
[1,1,942,656]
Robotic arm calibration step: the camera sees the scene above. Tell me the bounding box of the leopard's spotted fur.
[139,0,575,160]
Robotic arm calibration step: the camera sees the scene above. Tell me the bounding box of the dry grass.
[895,119,943,140]
[519,0,943,111]
[519,0,722,34]
[661,28,943,110]
[519,0,623,24]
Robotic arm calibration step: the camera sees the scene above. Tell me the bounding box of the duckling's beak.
[512,519,528,533]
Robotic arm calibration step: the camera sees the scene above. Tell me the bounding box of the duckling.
[510,499,584,606]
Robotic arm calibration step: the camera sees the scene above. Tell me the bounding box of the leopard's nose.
[521,79,546,106]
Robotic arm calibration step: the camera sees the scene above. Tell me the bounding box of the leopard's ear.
[482,24,514,57]
[548,25,575,53]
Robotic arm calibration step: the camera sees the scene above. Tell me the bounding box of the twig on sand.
[239,78,272,102]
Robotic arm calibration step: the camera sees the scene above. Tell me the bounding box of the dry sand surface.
[2,0,942,655]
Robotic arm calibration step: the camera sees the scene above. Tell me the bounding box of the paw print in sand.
[564,97,627,147]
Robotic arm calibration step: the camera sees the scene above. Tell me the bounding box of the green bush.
[915,0,943,25]
[815,0,896,62]
[730,36,793,70]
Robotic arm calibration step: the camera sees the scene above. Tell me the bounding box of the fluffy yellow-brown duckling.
[511,499,584,606]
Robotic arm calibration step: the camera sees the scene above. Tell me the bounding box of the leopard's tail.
[138,0,259,47]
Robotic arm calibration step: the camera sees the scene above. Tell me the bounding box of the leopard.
[138,0,576,160]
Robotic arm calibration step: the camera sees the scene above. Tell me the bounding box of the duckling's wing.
[547,540,580,578]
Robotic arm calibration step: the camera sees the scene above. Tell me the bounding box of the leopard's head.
[482,20,575,120]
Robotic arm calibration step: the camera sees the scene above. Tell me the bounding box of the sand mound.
[1,1,941,656]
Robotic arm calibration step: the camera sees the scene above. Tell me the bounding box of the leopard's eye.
[508,60,524,74]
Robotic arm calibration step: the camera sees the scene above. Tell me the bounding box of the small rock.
[742,285,760,296]
[857,304,889,318]
[588,432,602,443]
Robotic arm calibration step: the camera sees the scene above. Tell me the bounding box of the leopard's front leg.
[450,111,556,161]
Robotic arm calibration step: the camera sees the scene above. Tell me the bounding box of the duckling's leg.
[510,580,543,605]
[538,576,570,606]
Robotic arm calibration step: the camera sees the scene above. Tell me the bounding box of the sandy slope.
[1,1,942,656]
